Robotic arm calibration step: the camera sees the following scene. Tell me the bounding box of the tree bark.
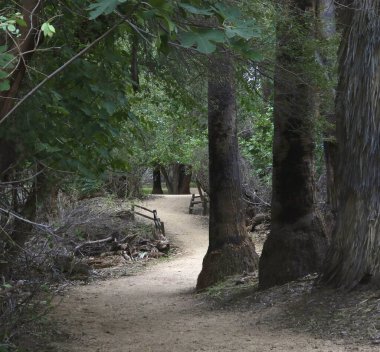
[178,164,191,194]
[160,163,191,194]
[152,165,163,194]
[0,0,42,176]
[196,52,259,290]
[259,0,327,289]
[321,0,380,289]
[317,0,338,215]
[0,140,17,180]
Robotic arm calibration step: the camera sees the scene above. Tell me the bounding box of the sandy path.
[52,195,375,352]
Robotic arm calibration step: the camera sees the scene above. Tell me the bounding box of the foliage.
[87,0,262,57]
[116,71,208,172]
[0,12,25,35]
[1,4,129,180]
[239,106,273,182]
[0,9,56,92]
[0,10,24,92]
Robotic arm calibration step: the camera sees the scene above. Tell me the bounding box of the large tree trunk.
[0,0,42,176]
[317,0,338,215]
[152,165,163,194]
[0,141,17,180]
[259,0,327,289]
[0,2,43,277]
[160,163,191,194]
[0,164,45,277]
[196,53,259,290]
[178,164,191,194]
[321,0,380,289]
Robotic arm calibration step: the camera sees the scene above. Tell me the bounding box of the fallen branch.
[74,234,117,255]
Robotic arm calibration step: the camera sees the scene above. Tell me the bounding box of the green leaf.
[179,29,225,54]
[179,3,213,16]
[0,52,14,67]
[213,3,241,20]
[37,142,62,153]
[149,0,173,12]
[41,22,56,38]
[245,50,263,61]
[15,16,26,27]
[159,14,176,33]
[0,79,10,92]
[6,24,16,32]
[104,100,117,115]
[225,21,260,40]
[88,0,128,20]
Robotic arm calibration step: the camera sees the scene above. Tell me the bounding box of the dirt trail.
[52,195,375,352]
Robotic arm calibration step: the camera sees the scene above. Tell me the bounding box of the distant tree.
[259,0,327,289]
[160,164,192,195]
[197,52,259,290]
[321,0,380,289]
[152,166,164,194]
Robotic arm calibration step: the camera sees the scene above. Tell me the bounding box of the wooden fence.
[189,181,209,215]
[131,204,165,237]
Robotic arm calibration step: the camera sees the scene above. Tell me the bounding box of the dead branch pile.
[73,232,170,261]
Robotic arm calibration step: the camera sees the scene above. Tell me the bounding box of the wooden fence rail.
[131,204,165,237]
[189,181,209,215]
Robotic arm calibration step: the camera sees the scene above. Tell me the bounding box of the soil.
[50,194,379,352]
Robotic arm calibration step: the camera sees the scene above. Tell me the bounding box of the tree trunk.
[178,164,191,194]
[323,138,338,212]
[160,165,173,193]
[259,0,327,290]
[196,52,259,291]
[0,0,42,176]
[0,165,44,277]
[317,0,338,215]
[0,140,17,180]
[160,163,191,194]
[321,0,380,289]
[152,165,163,194]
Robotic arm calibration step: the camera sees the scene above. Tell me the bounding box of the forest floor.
[50,194,379,352]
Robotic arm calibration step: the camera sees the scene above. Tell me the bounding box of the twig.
[242,196,270,208]
[0,168,45,186]
[0,206,52,232]
[74,234,117,255]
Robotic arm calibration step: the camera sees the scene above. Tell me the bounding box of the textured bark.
[317,0,338,214]
[259,0,327,289]
[196,53,259,290]
[321,0,380,289]
[160,163,191,194]
[0,0,42,176]
[0,140,17,180]
[160,166,173,193]
[152,166,163,194]
[323,138,338,212]
[0,165,44,277]
[178,164,191,194]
